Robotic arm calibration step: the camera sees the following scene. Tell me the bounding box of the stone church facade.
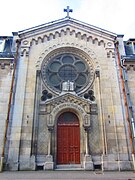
[0,14,135,171]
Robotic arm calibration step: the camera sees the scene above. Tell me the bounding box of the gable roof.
[18,17,117,40]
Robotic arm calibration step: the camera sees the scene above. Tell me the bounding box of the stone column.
[95,70,107,155]
[32,70,41,155]
[110,86,120,171]
[47,128,53,155]
[44,127,54,170]
[84,127,89,155]
[7,46,30,170]
[83,125,93,170]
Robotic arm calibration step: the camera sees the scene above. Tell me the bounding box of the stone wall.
[0,62,13,160]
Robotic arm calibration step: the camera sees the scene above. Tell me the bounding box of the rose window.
[41,54,92,93]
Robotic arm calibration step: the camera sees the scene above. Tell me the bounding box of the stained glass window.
[41,54,91,93]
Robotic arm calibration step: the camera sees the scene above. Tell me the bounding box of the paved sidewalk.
[0,171,135,180]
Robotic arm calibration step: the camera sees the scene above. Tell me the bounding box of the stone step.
[55,164,83,170]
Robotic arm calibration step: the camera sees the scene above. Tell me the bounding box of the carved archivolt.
[36,43,99,71]
[40,93,93,128]
[46,102,90,128]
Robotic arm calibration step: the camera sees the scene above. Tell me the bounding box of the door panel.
[57,112,80,164]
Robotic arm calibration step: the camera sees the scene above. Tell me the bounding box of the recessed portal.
[57,112,80,164]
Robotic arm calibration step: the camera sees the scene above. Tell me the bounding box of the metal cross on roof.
[64,6,73,18]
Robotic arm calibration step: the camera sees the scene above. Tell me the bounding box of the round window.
[41,54,91,93]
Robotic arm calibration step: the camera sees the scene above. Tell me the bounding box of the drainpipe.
[0,39,20,172]
[121,60,135,169]
[115,42,135,169]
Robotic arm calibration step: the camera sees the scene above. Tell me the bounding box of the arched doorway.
[57,112,80,164]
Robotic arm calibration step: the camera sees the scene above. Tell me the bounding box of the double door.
[57,112,80,164]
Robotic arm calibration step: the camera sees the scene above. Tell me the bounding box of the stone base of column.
[44,155,54,170]
[0,157,4,172]
[84,154,94,170]
[19,155,36,171]
[6,161,19,171]
[102,154,133,171]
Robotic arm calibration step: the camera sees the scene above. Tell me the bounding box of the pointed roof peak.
[18,16,117,40]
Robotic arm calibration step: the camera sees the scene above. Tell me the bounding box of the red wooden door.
[57,112,80,164]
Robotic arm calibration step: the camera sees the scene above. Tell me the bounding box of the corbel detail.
[20,40,30,57]
[20,46,30,57]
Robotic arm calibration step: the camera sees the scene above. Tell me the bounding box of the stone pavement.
[0,171,135,180]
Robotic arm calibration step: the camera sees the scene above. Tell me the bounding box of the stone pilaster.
[43,127,54,170]
[95,69,107,155]
[83,127,94,170]
[7,45,30,170]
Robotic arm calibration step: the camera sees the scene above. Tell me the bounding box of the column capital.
[83,125,90,132]
[95,69,100,77]
[36,70,41,76]
[20,46,30,57]
[48,127,54,132]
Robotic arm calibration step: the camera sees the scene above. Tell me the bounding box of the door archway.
[57,112,80,164]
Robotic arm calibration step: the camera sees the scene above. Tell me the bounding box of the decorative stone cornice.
[124,65,135,71]
[122,55,135,64]
[29,27,107,48]
[122,56,135,71]
[0,62,5,69]
[18,17,117,41]
[0,59,14,69]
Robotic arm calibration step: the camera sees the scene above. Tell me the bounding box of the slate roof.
[0,36,14,58]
